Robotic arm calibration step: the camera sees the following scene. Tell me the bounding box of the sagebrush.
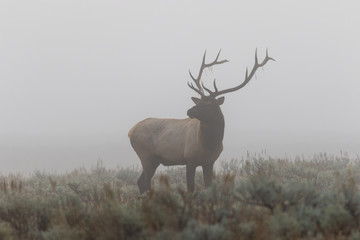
[1,153,360,239]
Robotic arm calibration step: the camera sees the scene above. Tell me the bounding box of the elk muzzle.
[187,107,198,119]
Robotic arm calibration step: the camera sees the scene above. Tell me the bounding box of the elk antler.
[206,49,275,97]
[188,50,229,97]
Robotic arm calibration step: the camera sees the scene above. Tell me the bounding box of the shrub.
[0,153,359,239]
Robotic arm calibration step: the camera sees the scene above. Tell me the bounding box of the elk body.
[129,50,273,193]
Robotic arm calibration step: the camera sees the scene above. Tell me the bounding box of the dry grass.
[0,153,360,239]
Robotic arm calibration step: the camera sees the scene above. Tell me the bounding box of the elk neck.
[199,111,225,151]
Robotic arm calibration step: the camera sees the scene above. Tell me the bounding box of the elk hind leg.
[137,172,146,193]
[137,157,160,194]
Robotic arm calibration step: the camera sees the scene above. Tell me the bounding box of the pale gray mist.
[1,1,359,173]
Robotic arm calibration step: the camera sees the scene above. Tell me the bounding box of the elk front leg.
[186,164,196,193]
[202,163,214,188]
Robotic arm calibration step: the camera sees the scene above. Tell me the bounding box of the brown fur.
[129,116,223,193]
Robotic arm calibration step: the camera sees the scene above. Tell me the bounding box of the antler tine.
[209,49,274,97]
[188,50,207,96]
[188,70,196,82]
[188,50,229,97]
[255,48,258,65]
[266,48,275,62]
[213,79,218,92]
[202,50,207,65]
[214,49,221,62]
[201,82,213,95]
[210,49,229,66]
[203,79,219,96]
[187,82,203,96]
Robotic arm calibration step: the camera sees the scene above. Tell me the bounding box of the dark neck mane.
[200,112,225,151]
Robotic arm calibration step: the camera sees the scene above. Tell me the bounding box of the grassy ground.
[1,152,360,239]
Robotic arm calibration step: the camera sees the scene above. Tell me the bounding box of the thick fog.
[1,1,359,173]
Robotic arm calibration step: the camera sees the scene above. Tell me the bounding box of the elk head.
[186,49,274,123]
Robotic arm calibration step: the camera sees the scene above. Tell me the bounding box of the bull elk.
[129,49,274,193]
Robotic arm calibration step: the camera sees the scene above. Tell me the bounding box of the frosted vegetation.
[1,153,360,239]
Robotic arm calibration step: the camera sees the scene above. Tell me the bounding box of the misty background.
[1,1,359,173]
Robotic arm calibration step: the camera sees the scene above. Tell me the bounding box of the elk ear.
[191,97,201,104]
[216,96,225,105]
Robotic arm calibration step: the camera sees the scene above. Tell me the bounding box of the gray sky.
[1,1,359,173]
